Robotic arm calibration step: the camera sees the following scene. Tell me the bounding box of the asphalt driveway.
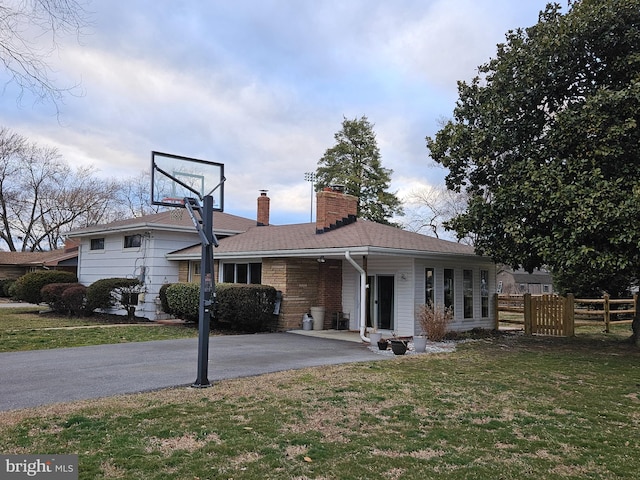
[0,333,386,411]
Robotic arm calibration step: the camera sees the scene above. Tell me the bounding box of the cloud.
[0,0,549,226]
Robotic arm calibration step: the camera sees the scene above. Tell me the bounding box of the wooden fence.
[495,293,637,336]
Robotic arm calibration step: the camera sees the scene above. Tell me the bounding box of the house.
[497,267,554,295]
[166,188,497,338]
[66,209,256,319]
[0,241,79,280]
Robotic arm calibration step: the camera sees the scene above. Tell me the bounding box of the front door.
[367,275,395,330]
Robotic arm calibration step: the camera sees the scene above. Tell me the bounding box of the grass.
[1,317,639,479]
[0,307,197,352]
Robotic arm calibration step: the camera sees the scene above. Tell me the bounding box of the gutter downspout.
[345,250,369,343]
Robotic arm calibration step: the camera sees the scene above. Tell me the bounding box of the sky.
[0,0,556,226]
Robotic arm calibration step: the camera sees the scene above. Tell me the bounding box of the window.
[543,284,551,293]
[444,269,454,313]
[249,263,262,285]
[481,270,489,317]
[236,264,248,284]
[190,262,201,283]
[222,263,262,284]
[463,269,473,318]
[425,268,434,306]
[124,234,141,248]
[90,238,104,250]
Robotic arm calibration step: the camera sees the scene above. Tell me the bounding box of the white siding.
[413,257,496,334]
[78,229,199,320]
[342,254,496,337]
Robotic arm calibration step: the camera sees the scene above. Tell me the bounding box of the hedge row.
[216,283,278,332]
[13,271,77,304]
[161,282,278,332]
[9,270,142,317]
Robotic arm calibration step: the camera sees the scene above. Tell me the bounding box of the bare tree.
[0,127,121,251]
[402,185,473,244]
[116,173,162,219]
[0,0,88,110]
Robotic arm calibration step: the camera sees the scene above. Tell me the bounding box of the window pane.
[124,234,141,248]
[222,264,234,283]
[90,238,104,250]
[463,269,473,318]
[425,268,434,305]
[249,263,262,284]
[444,269,454,312]
[236,264,248,284]
[481,270,489,317]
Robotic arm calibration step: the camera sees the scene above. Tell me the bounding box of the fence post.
[604,293,610,333]
[565,293,575,337]
[524,293,532,335]
[493,293,499,330]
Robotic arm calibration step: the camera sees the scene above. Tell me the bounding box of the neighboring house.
[497,267,554,295]
[167,188,497,338]
[0,241,79,280]
[66,210,257,319]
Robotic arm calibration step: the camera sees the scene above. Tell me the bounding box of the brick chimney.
[316,186,358,234]
[257,190,270,226]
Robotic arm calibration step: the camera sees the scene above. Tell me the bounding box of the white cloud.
[0,0,549,225]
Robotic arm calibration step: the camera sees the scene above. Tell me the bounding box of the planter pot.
[369,332,382,345]
[377,339,388,350]
[390,340,407,355]
[413,336,427,353]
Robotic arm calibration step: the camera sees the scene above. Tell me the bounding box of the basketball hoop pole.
[193,195,215,388]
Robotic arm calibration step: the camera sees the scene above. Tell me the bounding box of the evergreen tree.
[316,116,403,225]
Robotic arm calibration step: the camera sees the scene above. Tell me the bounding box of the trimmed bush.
[86,278,142,312]
[159,282,173,314]
[215,283,278,332]
[61,285,88,316]
[13,270,77,304]
[165,283,200,322]
[41,283,82,313]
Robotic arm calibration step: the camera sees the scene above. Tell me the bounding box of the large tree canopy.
[316,115,403,225]
[427,0,640,298]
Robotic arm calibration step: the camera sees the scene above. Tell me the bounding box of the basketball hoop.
[162,197,185,220]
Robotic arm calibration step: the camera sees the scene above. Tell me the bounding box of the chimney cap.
[329,185,345,193]
[259,189,268,196]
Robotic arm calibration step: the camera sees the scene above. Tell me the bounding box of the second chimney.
[316,186,358,233]
[257,190,270,226]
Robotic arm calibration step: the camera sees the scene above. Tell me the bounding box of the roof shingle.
[169,220,475,257]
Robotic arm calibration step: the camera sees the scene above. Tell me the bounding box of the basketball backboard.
[151,151,224,211]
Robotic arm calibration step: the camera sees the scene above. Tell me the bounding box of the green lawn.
[1,319,639,479]
[0,307,197,352]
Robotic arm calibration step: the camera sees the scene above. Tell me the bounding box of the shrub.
[7,281,18,300]
[41,283,82,313]
[159,282,173,314]
[61,285,88,316]
[0,279,15,297]
[86,278,142,312]
[417,303,453,342]
[165,283,200,322]
[215,283,278,332]
[13,270,77,304]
